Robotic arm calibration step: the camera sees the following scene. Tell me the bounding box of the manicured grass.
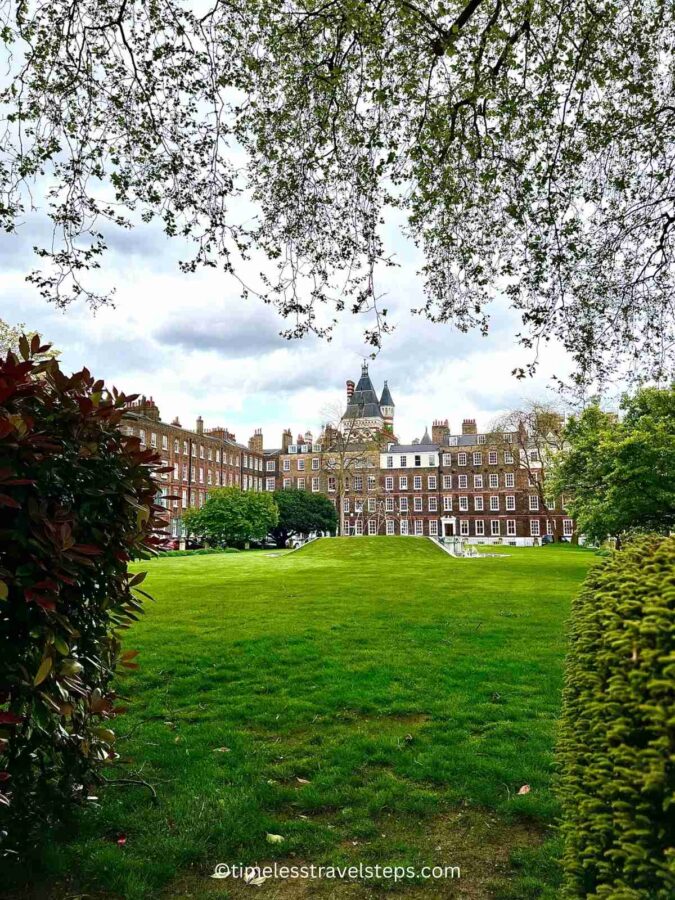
[21,538,596,899]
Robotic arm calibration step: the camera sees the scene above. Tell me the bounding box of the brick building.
[122,397,265,538]
[378,418,573,545]
[125,364,573,544]
[272,364,573,544]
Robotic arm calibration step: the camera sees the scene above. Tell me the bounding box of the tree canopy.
[271,489,337,547]
[182,487,279,547]
[549,386,675,544]
[1,1,674,385]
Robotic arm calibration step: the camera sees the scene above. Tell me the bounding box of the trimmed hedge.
[0,338,164,854]
[558,535,675,898]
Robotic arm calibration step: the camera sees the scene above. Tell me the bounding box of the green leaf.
[33,656,53,686]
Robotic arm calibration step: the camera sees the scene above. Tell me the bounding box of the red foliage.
[0,334,165,852]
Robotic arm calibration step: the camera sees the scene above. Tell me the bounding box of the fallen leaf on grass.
[517,784,531,795]
[244,871,269,886]
[296,777,310,784]
[266,833,284,844]
[213,747,231,753]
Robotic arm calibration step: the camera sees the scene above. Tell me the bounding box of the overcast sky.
[2,211,575,447]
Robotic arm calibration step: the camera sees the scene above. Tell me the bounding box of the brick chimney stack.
[462,418,477,435]
[248,428,264,452]
[431,419,450,444]
[346,380,355,401]
[196,415,204,435]
[281,428,292,452]
[126,395,161,422]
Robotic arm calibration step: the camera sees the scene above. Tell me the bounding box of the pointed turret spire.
[379,380,394,408]
[421,425,431,444]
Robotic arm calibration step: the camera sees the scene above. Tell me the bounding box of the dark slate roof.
[387,443,439,453]
[379,380,394,407]
[344,363,383,419]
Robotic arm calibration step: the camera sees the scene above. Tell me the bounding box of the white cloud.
[3,208,576,447]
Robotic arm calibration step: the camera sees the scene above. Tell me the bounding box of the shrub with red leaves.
[0,334,166,853]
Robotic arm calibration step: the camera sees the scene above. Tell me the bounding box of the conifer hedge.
[558,535,675,898]
[0,337,165,855]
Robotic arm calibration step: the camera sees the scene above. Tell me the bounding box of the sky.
[1,211,575,448]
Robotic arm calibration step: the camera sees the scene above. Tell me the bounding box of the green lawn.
[23,538,596,899]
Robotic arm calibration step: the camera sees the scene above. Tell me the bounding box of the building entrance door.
[444,522,454,537]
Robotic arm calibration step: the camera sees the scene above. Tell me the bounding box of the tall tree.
[181,487,279,548]
[320,402,389,536]
[1,2,673,385]
[491,401,568,515]
[271,489,337,547]
[549,386,675,545]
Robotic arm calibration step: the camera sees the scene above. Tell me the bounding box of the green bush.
[558,535,675,898]
[0,337,164,854]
